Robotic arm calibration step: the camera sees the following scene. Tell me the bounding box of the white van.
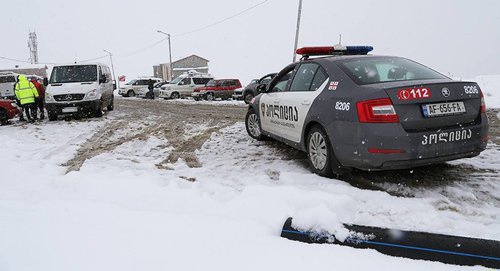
[158,71,213,99]
[0,72,18,99]
[44,63,114,120]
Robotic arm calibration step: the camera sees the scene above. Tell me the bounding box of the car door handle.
[301,100,311,105]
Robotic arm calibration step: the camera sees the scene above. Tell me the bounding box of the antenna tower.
[28,31,39,64]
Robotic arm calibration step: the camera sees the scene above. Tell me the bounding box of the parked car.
[233,73,276,104]
[44,63,115,120]
[159,71,213,99]
[245,45,488,177]
[0,72,18,99]
[192,79,242,101]
[137,81,170,99]
[0,99,20,125]
[118,77,162,97]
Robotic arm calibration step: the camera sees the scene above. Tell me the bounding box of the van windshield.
[50,65,97,84]
[0,76,16,83]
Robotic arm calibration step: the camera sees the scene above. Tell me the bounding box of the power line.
[0,55,55,65]
[172,0,269,38]
[1,1,270,65]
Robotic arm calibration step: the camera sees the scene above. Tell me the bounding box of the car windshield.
[50,65,97,84]
[0,76,16,83]
[338,57,448,85]
[206,80,221,87]
[125,79,137,85]
[169,77,184,84]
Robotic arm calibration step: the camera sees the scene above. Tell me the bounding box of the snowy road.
[0,97,498,270]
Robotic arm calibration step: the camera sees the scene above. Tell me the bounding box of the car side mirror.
[43,77,48,86]
[113,81,117,90]
[256,83,267,93]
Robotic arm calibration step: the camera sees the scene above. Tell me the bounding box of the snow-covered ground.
[465,75,500,108]
[1,107,499,270]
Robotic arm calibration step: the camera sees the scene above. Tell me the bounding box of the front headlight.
[45,93,54,102]
[86,89,98,100]
[11,102,18,108]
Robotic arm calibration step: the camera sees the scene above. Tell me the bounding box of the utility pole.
[292,0,303,62]
[157,30,173,81]
[103,49,117,90]
[28,31,39,64]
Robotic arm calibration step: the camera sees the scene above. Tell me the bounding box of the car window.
[310,67,328,91]
[179,78,191,85]
[289,63,321,92]
[193,78,211,85]
[271,71,293,92]
[339,57,448,85]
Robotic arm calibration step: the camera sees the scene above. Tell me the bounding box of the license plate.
[422,101,466,117]
[62,107,78,113]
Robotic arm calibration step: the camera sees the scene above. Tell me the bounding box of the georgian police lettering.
[261,103,299,122]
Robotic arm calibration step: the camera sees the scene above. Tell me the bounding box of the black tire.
[206,92,214,101]
[94,100,103,118]
[171,92,180,99]
[306,125,342,177]
[245,108,265,141]
[48,112,58,121]
[127,90,135,97]
[244,92,254,104]
[107,95,114,111]
[0,109,8,125]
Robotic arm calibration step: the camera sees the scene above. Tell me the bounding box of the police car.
[245,45,489,177]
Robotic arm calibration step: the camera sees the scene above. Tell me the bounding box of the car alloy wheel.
[308,131,328,170]
[247,113,261,137]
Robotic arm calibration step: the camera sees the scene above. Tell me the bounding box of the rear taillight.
[357,98,399,123]
[480,92,486,114]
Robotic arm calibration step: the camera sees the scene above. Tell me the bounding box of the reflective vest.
[14,75,39,105]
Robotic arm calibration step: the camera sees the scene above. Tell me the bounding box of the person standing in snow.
[30,78,46,120]
[14,75,39,122]
[147,79,154,99]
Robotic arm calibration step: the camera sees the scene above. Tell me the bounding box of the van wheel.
[171,92,180,99]
[127,90,135,97]
[94,100,103,117]
[206,92,214,101]
[48,112,58,121]
[107,95,114,111]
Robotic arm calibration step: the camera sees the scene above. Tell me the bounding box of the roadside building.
[154,55,209,81]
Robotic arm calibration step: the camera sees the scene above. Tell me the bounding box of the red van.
[192,79,242,101]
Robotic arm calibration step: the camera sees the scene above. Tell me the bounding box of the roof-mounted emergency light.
[296,45,374,57]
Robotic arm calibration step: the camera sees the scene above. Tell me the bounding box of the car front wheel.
[245,108,265,140]
[127,90,135,97]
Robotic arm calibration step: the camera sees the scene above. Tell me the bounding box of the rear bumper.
[46,100,99,115]
[330,115,489,170]
[6,107,20,118]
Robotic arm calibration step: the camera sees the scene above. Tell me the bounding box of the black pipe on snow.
[281,217,500,269]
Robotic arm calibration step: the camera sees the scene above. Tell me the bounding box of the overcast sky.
[1,0,499,84]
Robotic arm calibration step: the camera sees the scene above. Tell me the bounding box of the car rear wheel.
[245,108,265,140]
[244,92,254,104]
[171,92,180,99]
[0,109,8,125]
[127,90,135,97]
[306,125,340,177]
